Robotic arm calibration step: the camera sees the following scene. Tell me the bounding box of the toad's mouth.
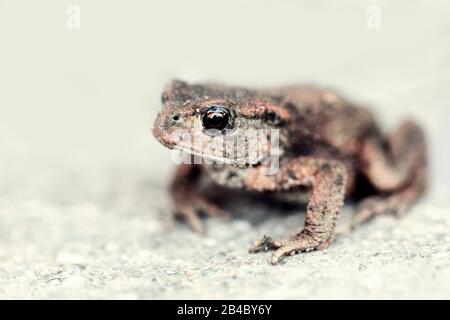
[153,125,282,167]
[171,142,282,168]
[173,143,257,166]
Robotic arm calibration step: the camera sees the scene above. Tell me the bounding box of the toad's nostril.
[172,113,181,122]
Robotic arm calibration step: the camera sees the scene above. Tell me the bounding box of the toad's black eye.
[201,106,231,131]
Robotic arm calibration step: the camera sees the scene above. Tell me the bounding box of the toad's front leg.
[247,157,347,264]
[170,164,230,234]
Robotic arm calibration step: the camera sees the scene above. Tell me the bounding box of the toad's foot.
[249,233,332,265]
[351,164,426,230]
[172,197,230,234]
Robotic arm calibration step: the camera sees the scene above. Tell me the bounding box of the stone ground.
[0,167,449,299]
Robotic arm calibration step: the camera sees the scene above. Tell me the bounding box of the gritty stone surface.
[0,168,449,299]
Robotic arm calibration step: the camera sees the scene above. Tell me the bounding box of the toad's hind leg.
[352,120,427,227]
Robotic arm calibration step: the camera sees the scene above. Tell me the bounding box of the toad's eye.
[201,105,232,131]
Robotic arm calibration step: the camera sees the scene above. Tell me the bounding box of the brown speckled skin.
[152,79,427,264]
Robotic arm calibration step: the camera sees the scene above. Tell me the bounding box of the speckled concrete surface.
[1,0,450,299]
[0,168,449,299]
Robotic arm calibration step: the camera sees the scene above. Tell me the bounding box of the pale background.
[0,0,449,299]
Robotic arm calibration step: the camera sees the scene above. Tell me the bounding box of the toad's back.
[265,85,377,157]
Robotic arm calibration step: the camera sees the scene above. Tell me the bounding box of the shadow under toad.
[209,189,307,226]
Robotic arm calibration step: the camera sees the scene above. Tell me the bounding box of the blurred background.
[0,0,449,299]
